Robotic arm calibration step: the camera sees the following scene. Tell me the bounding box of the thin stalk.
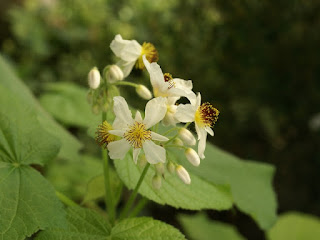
[56,191,77,207]
[164,122,192,145]
[113,81,139,88]
[128,198,149,218]
[165,144,188,150]
[102,112,115,226]
[119,163,150,220]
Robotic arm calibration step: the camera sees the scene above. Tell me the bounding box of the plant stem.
[119,163,150,220]
[164,122,192,145]
[128,198,149,218]
[102,112,115,226]
[56,191,77,207]
[113,81,139,88]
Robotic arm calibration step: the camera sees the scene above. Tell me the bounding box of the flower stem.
[119,163,150,220]
[56,191,77,207]
[102,113,115,226]
[113,81,139,88]
[164,122,191,145]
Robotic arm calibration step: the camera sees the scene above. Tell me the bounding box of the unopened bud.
[106,65,124,83]
[155,162,165,175]
[138,154,147,168]
[88,67,101,89]
[152,174,162,190]
[136,85,152,100]
[185,148,200,166]
[179,128,196,146]
[176,165,191,184]
[173,138,184,146]
[167,161,175,174]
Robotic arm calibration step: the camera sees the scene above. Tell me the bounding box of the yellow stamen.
[195,103,219,128]
[136,42,159,69]
[95,121,116,148]
[124,121,152,148]
[164,72,175,89]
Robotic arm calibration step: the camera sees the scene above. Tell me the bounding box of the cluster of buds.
[93,34,219,188]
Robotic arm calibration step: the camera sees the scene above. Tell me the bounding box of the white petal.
[175,104,196,123]
[110,34,130,57]
[107,139,131,160]
[113,96,133,125]
[167,96,179,105]
[135,111,143,122]
[133,148,141,164]
[143,55,165,91]
[205,126,214,136]
[168,88,196,104]
[116,60,135,78]
[174,78,193,90]
[143,140,166,164]
[112,117,128,130]
[196,92,201,108]
[108,129,125,137]
[120,40,142,62]
[143,97,167,129]
[151,132,169,141]
[197,128,208,159]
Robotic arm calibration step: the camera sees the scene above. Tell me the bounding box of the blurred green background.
[1,0,319,239]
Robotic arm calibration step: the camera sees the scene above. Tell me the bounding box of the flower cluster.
[92,34,219,187]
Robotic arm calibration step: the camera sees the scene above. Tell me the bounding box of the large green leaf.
[0,91,66,239]
[114,153,233,210]
[0,55,82,160]
[39,82,101,128]
[36,206,186,240]
[267,212,320,240]
[178,213,246,240]
[183,143,277,230]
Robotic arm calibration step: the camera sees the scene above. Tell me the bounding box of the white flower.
[142,55,196,126]
[107,96,169,164]
[175,93,219,159]
[88,67,101,89]
[110,34,158,77]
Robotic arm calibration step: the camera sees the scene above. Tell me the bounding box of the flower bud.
[167,161,175,174]
[88,67,101,89]
[136,85,152,100]
[185,148,200,166]
[173,138,184,146]
[152,174,162,190]
[155,162,165,175]
[176,165,191,184]
[106,64,124,83]
[179,128,196,146]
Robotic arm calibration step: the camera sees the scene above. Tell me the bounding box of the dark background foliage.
[1,0,319,239]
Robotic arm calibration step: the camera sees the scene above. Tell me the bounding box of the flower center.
[124,121,152,148]
[96,121,116,148]
[164,72,175,89]
[136,42,159,69]
[195,103,219,128]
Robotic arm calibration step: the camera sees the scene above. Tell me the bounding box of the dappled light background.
[1,0,320,239]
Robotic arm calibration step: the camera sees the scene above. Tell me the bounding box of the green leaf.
[0,55,82,160]
[114,153,233,210]
[39,82,101,128]
[110,217,186,240]
[0,163,66,240]
[267,212,320,240]
[36,206,186,240]
[184,143,277,230]
[46,154,103,201]
[178,213,246,240]
[35,207,110,240]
